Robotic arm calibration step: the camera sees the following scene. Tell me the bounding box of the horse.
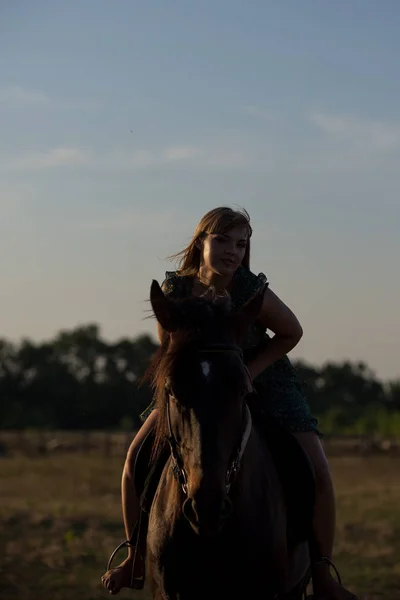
[141,280,312,599]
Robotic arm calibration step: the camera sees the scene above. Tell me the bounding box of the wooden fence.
[1,430,400,458]
[0,430,136,458]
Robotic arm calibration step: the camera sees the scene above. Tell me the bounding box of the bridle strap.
[165,342,253,496]
[225,404,252,493]
[166,394,189,494]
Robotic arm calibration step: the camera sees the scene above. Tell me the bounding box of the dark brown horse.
[144,280,311,600]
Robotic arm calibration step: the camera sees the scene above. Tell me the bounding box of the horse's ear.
[232,284,267,342]
[150,280,176,333]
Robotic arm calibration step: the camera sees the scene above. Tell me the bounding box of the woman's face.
[199,225,248,276]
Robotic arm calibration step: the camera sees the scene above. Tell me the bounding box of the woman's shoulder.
[233,265,268,289]
[231,265,269,307]
[160,266,267,302]
[161,271,191,298]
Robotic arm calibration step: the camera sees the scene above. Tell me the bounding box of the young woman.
[102,207,357,600]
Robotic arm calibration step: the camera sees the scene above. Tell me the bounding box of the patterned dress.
[142,265,320,436]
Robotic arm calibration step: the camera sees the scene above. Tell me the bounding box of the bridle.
[165,343,254,497]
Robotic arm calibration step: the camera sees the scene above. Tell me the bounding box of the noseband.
[165,343,253,496]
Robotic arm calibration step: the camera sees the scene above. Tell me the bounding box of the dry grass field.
[1,435,400,600]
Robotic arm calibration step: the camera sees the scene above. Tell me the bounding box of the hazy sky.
[1,1,399,380]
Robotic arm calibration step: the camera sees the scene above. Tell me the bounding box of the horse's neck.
[234,425,286,525]
[241,425,274,478]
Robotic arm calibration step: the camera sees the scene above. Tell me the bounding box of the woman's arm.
[246,287,303,380]
[156,322,164,344]
[157,321,170,345]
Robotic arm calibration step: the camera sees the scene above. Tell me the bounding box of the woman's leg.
[294,432,357,600]
[101,410,158,595]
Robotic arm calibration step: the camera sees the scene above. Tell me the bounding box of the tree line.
[1,324,399,435]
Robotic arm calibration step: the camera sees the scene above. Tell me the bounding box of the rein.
[165,343,253,496]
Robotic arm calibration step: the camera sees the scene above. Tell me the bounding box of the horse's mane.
[141,293,233,459]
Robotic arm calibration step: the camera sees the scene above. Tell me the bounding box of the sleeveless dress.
[141,265,321,436]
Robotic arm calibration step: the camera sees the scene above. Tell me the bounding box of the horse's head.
[148,280,265,536]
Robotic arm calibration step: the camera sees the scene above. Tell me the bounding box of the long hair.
[168,206,252,277]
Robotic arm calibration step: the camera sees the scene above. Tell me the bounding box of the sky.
[1,1,399,381]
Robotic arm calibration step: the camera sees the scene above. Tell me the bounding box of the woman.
[102,207,357,600]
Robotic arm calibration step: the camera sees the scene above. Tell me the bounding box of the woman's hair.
[169,206,252,277]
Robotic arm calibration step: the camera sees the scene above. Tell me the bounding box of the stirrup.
[106,511,147,591]
[106,539,145,590]
[312,556,342,586]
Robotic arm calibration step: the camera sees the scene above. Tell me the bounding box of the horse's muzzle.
[182,494,233,536]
